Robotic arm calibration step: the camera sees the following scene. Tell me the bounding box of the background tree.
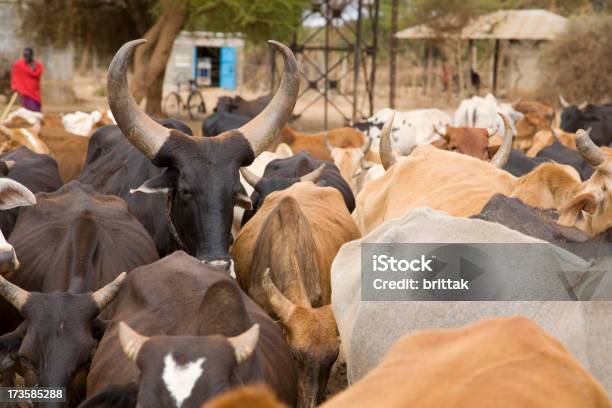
[19,0,309,115]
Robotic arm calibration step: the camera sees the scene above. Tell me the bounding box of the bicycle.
[163,76,207,120]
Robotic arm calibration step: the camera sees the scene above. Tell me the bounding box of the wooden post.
[492,39,500,94]
[389,0,398,108]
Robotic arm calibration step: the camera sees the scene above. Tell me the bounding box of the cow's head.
[559,94,590,132]
[0,273,126,398]
[559,129,612,235]
[0,174,35,274]
[431,123,498,160]
[261,268,338,408]
[325,134,372,191]
[108,39,298,269]
[117,321,260,408]
[240,164,325,214]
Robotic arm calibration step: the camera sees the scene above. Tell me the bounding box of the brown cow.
[276,127,365,161]
[38,126,89,181]
[231,181,360,408]
[430,123,499,160]
[320,317,610,408]
[514,100,555,151]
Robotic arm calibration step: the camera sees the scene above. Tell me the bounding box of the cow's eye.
[19,355,34,370]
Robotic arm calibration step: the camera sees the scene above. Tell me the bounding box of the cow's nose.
[0,249,17,274]
[201,259,231,273]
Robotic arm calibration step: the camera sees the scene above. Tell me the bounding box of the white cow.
[453,93,524,137]
[355,108,451,155]
[332,208,612,392]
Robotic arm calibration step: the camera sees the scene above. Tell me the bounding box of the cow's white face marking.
[162,353,206,408]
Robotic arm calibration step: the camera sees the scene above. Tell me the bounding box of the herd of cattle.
[0,38,611,408]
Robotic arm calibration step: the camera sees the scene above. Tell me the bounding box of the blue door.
[220,47,237,90]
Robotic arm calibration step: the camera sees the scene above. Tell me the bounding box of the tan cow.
[513,100,555,151]
[0,124,50,154]
[326,135,373,193]
[38,126,89,181]
[276,127,366,161]
[354,114,611,236]
[320,317,610,408]
[232,181,360,408]
[527,128,577,157]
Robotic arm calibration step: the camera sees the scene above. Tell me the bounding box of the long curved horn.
[575,128,605,168]
[379,112,397,170]
[238,41,299,156]
[91,272,127,310]
[300,164,325,183]
[118,321,149,362]
[559,94,571,108]
[240,167,261,188]
[107,39,171,159]
[490,113,513,168]
[323,132,333,152]
[0,274,30,312]
[261,268,295,324]
[228,323,260,364]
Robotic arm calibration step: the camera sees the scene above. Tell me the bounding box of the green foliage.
[538,14,612,102]
[188,0,310,42]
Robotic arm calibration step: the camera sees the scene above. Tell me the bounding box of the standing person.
[11,47,44,112]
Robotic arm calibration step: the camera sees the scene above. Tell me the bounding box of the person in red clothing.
[11,47,44,112]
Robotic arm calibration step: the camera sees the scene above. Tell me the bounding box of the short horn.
[239,41,299,156]
[0,274,30,312]
[107,39,171,159]
[490,113,513,168]
[91,272,127,310]
[300,164,325,183]
[240,167,261,188]
[487,124,499,137]
[323,132,333,152]
[432,124,447,137]
[228,323,260,364]
[578,101,588,111]
[118,321,149,362]
[559,94,570,109]
[261,268,296,324]
[361,135,372,154]
[2,160,15,171]
[379,112,397,170]
[575,128,606,168]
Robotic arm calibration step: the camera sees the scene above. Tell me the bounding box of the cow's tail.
[252,195,322,308]
[77,385,137,408]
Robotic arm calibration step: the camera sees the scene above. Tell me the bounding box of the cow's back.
[87,251,297,404]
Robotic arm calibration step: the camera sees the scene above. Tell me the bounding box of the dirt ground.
[9,72,461,136]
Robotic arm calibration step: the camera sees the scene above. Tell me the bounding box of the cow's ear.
[559,191,600,225]
[0,323,26,358]
[431,139,448,149]
[130,168,178,195]
[91,318,110,341]
[0,178,35,210]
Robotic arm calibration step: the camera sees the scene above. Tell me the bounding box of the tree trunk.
[131,4,188,116]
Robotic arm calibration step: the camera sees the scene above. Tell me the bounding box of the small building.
[396,9,568,97]
[163,31,245,96]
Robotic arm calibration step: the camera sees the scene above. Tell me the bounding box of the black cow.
[215,94,272,117]
[473,194,612,260]
[0,181,158,406]
[0,147,63,236]
[560,96,612,146]
[201,111,250,136]
[79,39,299,270]
[82,251,297,408]
[503,141,593,180]
[240,151,355,226]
